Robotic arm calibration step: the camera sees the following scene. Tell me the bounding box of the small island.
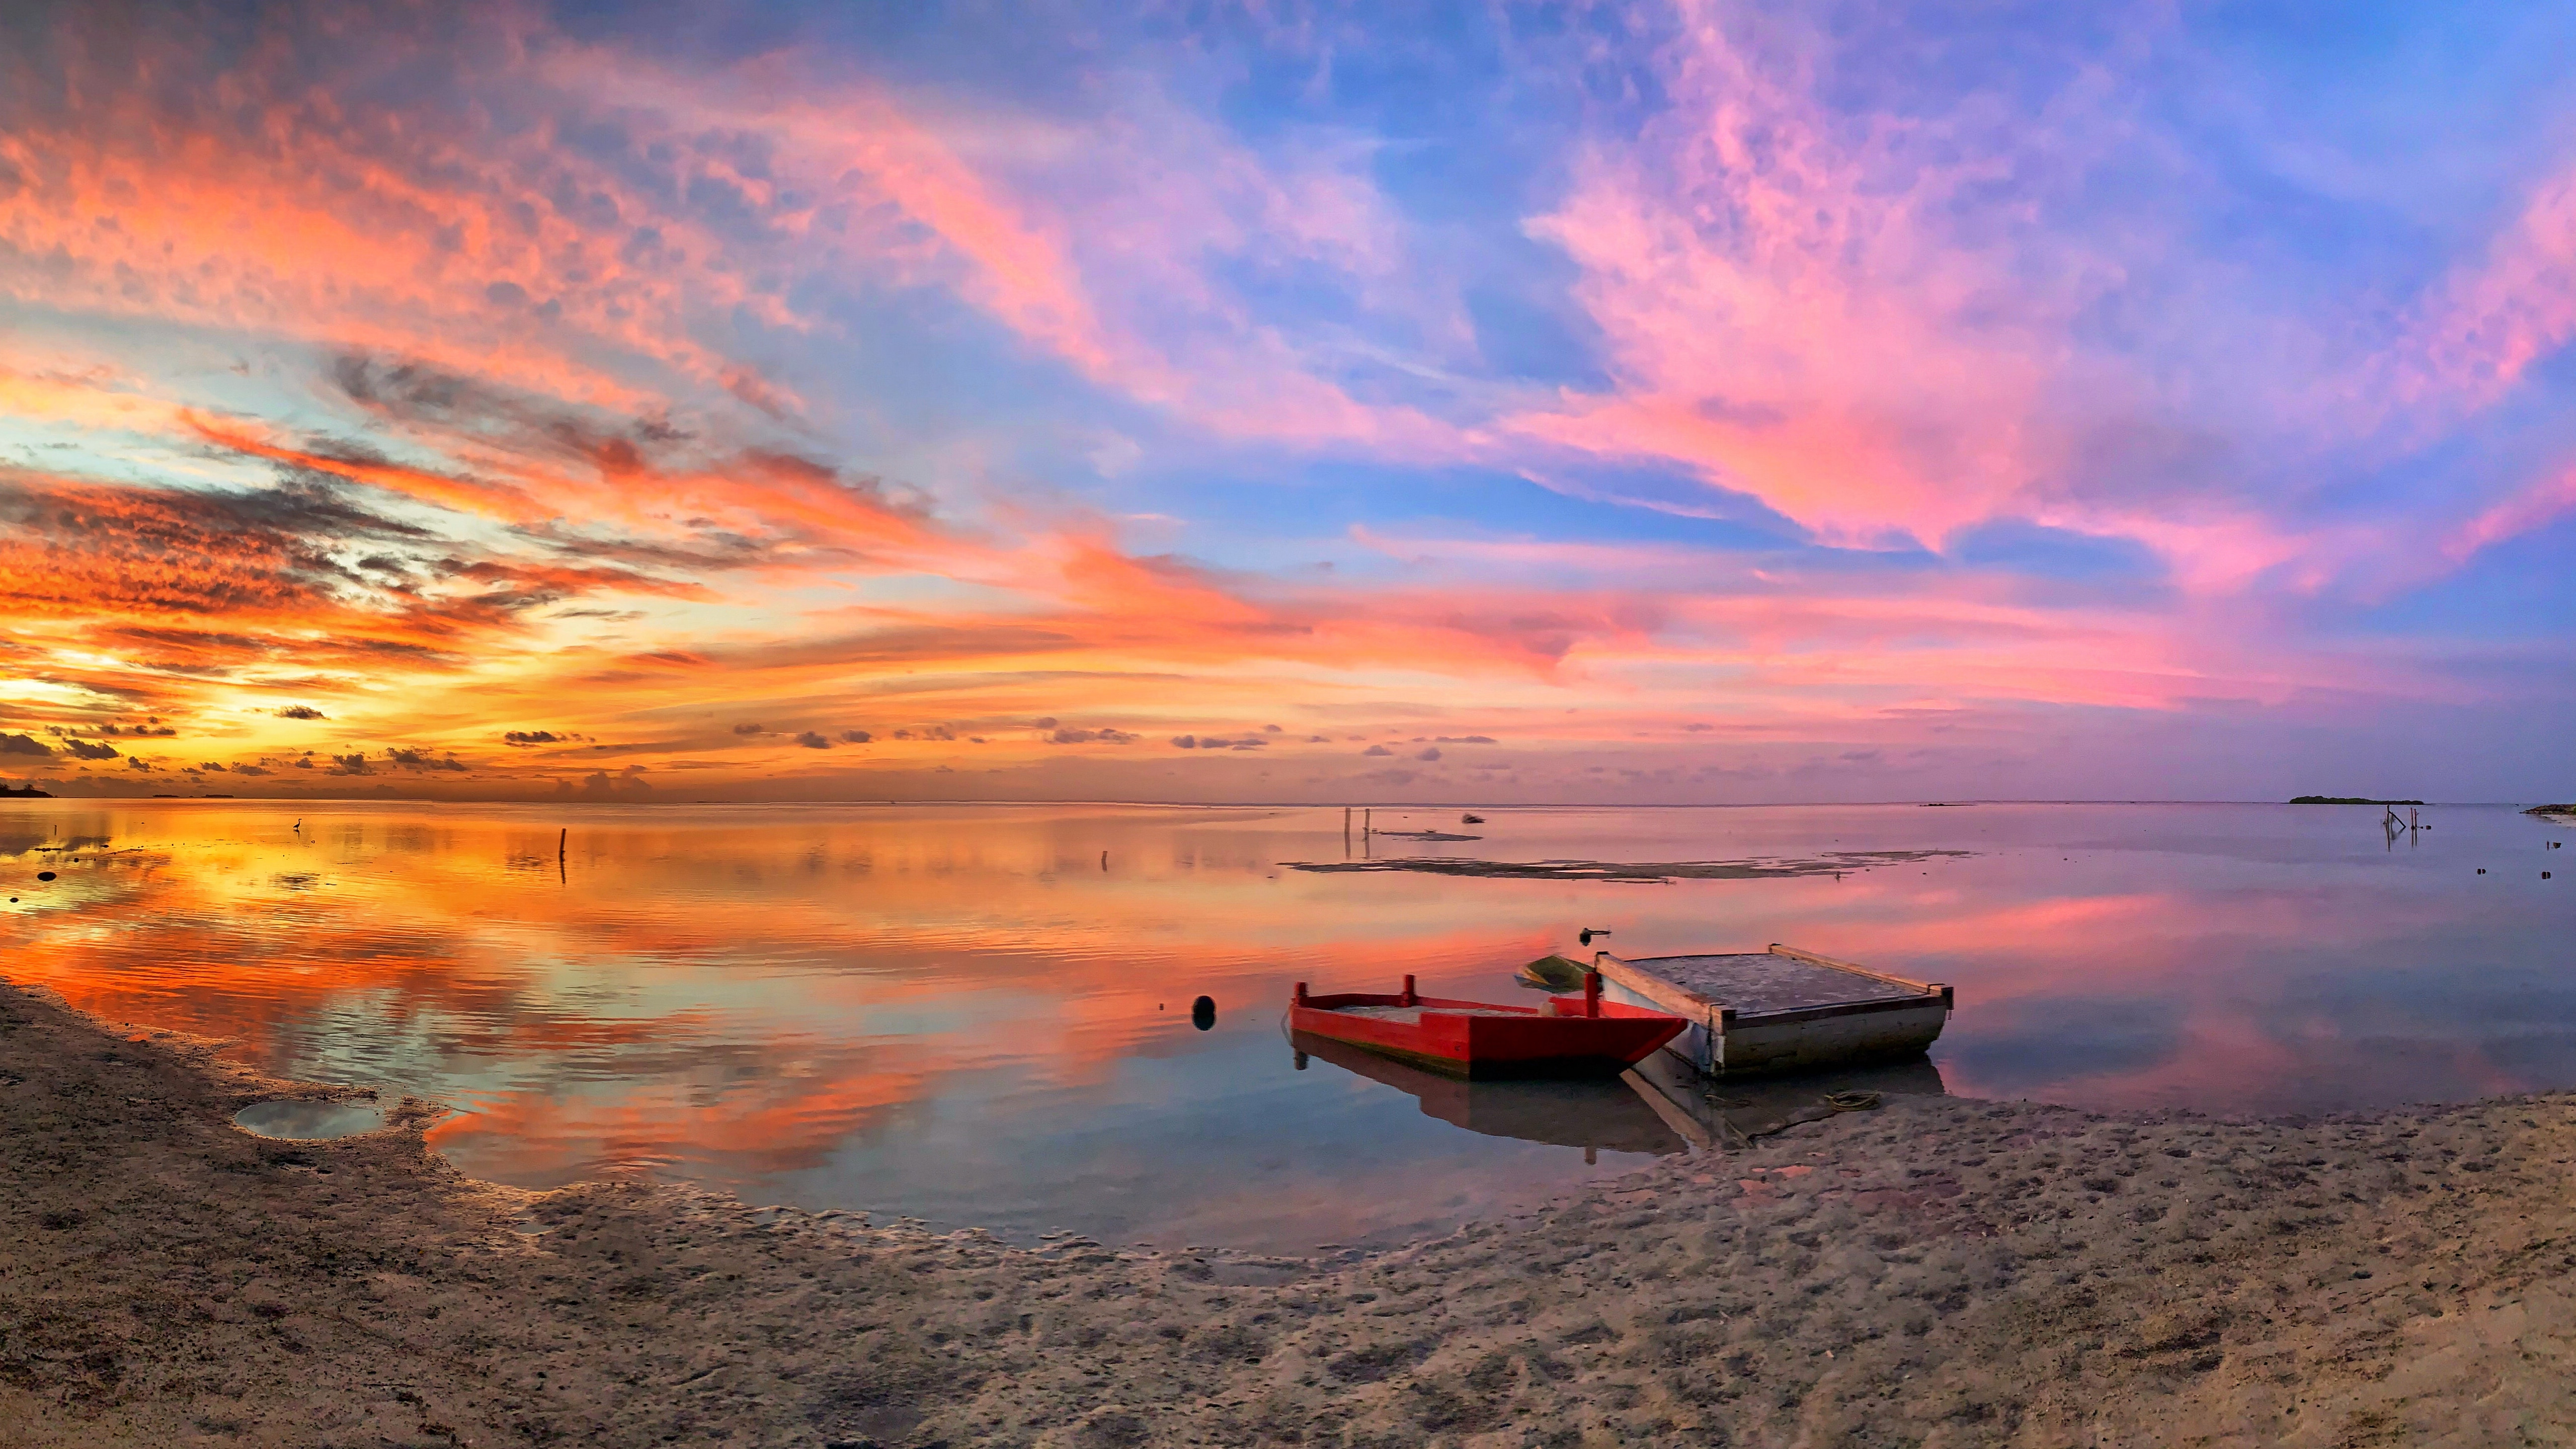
[0,783,51,798]
[2290,795,2425,805]
[2527,803,2576,816]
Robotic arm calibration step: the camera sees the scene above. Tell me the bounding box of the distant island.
[2528,803,2576,816]
[0,783,50,798]
[2290,795,2424,805]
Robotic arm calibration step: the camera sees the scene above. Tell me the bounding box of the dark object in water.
[2479,868,2487,874]
[1191,995,1216,1030]
[1461,813,1485,824]
[35,871,55,881]
[1374,829,1481,841]
[1283,849,1969,883]
[1578,926,1612,946]
[1288,973,1683,1078]
[1516,953,1588,991]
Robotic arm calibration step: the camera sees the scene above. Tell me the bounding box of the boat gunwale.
[1294,991,1684,1024]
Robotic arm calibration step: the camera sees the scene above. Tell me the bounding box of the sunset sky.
[4,1,2573,804]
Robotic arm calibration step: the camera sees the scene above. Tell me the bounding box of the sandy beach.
[7,979,2576,1448]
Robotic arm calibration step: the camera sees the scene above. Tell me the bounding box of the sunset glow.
[6,3,2573,803]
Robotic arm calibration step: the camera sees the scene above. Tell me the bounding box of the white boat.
[1590,943,1952,1076]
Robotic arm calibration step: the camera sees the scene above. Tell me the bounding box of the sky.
[3,0,2574,805]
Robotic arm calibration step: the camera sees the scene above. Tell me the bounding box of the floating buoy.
[35,871,54,881]
[1190,995,1216,1030]
[2478,868,2487,874]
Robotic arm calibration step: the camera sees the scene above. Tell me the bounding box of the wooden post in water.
[558,828,567,860]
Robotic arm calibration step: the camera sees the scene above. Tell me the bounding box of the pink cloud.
[2444,461,2576,562]
[2402,165,2576,418]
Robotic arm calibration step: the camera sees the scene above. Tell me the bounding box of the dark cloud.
[1046,727,1137,745]
[733,722,766,735]
[0,733,53,757]
[574,767,652,798]
[1362,744,1392,757]
[63,738,118,760]
[386,747,467,771]
[0,472,421,623]
[503,730,560,746]
[1434,736,1496,744]
[838,730,871,744]
[329,753,371,774]
[277,704,327,719]
[1416,747,1442,761]
[792,731,832,749]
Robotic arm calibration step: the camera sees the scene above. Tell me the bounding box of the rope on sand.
[1823,1091,1883,1112]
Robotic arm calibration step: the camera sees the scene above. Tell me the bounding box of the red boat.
[1289,972,1685,1078]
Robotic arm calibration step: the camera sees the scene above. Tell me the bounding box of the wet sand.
[7,979,2576,1447]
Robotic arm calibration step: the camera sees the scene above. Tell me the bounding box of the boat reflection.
[1624,1050,1950,1149]
[1292,1030,1691,1156]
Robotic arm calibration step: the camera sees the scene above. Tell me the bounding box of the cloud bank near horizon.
[3,0,2574,804]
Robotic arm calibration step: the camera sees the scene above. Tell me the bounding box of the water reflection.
[2,800,2571,1248]
[1291,1031,1689,1156]
[1624,1053,1952,1147]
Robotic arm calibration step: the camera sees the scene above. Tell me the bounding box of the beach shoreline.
[7,978,2575,1447]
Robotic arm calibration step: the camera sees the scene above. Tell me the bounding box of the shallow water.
[233,1100,386,1141]
[4,800,2568,1249]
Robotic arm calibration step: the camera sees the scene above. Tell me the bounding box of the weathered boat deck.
[1594,943,1953,1077]
[1617,952,1926,1015]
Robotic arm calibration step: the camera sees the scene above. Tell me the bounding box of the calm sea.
[5,800,2568,1249]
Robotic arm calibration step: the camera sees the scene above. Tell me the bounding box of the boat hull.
[1592,944,1953,1077]
[1287,990,1683,1079]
